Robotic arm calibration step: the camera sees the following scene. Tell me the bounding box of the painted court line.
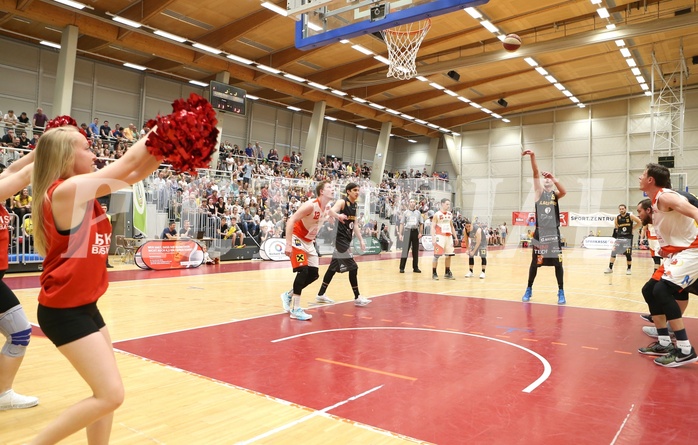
[234,385,384,445]
[317,358,417,381]
[610,404,635,445]
[273,327,552,393]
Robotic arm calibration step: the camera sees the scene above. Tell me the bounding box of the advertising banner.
[260,238,290,261]
[582,236,616,250]
[353,236,381,255]
[568,212,616,227]
[512,212,568,227]
[135,240,204,270]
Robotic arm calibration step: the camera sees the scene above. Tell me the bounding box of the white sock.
[292,295,301,310]
[676,339,692,355]
[657,335,672,347]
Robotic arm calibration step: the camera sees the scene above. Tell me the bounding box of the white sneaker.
[290,307,312,321]
[316,294,335,304]
[604,268,613,274]
[0,389,39,410]
[354,296,371,306]
[479,272,486,279]
[642,325,674,338]
[626,269,632,275]
[280,290,292,313]
[465,271,474,278]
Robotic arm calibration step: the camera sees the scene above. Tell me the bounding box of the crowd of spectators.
[2,105,456,259]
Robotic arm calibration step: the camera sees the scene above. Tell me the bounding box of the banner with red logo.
[135,240,204,270]
[512,212,568,227]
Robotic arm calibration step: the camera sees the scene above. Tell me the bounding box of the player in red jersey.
[29,126,162,444]
[281,180,346,321]
[0,150,38,411]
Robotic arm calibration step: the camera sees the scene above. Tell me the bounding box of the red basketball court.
[114,292,698,444]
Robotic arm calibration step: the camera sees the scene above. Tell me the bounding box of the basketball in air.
[502,33,522,52]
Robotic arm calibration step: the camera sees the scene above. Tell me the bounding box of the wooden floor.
[3,245,696,444]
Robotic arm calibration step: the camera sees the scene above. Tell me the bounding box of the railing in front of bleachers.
[7,213,42,266]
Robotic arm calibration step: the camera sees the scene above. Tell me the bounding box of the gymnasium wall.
[453,89,698,244]
[0,36,387,172]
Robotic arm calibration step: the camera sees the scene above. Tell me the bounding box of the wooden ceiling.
[1,0,697,138]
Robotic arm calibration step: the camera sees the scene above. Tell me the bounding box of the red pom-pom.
[44,115,89,140]
[145,93,219,175]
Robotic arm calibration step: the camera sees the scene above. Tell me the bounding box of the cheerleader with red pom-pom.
[28,94,218,444]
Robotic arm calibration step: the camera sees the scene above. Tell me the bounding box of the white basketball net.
[381,19,431,81]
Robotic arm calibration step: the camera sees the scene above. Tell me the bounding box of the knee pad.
[642,279,661,313]
[653,280,683,320]
[293,267,310,295]
[0,305,31,358]
[653,256,661,266]
[625,252,632,262]
[307,266,319,285]
[469,257,474,266]
[481,258,487,266]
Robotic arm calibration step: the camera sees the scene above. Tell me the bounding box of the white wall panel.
[592,117,627,136]
[556,138,589,157]
[555,120,588,140]
[592,135,626,155]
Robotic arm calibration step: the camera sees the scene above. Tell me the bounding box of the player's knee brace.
[0,305,31,358]
[307,266,319,285]
[642,279,661,314]
[653,280,683,320]
[653,256,661,266]
[469,257,475,266]
[481,258,487,266]
[293,268,309,295]
[625,252,632,262]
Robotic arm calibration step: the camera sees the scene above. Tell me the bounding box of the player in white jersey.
[636,163,698,367]
[430,198,456,280]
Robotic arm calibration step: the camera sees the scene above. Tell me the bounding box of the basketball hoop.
[381,19,431,80]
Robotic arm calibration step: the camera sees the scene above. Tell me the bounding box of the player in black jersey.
[520,149,567,305]
[316,183,371,306]
[604,204,642,275]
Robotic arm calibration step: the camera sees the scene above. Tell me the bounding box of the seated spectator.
[240,207,257,236]
[99,120,112,140]
[178,220,193,239]
[22,213,34,252]
[161,221,178,239]
[1,129,14,146]
[16,131,30,148]
[223,216,245,247]
[379,223,392,251]
[13,188,32,220]
[259,214,274,242]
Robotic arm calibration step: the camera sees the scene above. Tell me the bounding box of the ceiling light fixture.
[189,80,208,87]
[261,2,288,16]
[111,16,143,28]
[40,40,61,49]
[154,30,187,43]
[123,62,147,71]
[192,43,222,55]
[227,54,254,65]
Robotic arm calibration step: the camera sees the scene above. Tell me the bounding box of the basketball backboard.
[290,0,490,50]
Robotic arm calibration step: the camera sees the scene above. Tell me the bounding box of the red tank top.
[38,180,112,308]
[0,205,11,271]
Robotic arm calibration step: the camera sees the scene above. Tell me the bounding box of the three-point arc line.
[272,326,552,393]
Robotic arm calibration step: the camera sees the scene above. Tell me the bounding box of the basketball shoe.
[290,307,312,321]
[479,272,486,279]
[280,290,292,313]
[557,290,566,305]
[638,341,675,356]
[444,271,455,280]
[522,287,532,302]
[642,325,675,339]
[465,271,474,278]
[604,268,613,274]
[654,347,698,367]
[316,294,335,304]
[354,296,371,306]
